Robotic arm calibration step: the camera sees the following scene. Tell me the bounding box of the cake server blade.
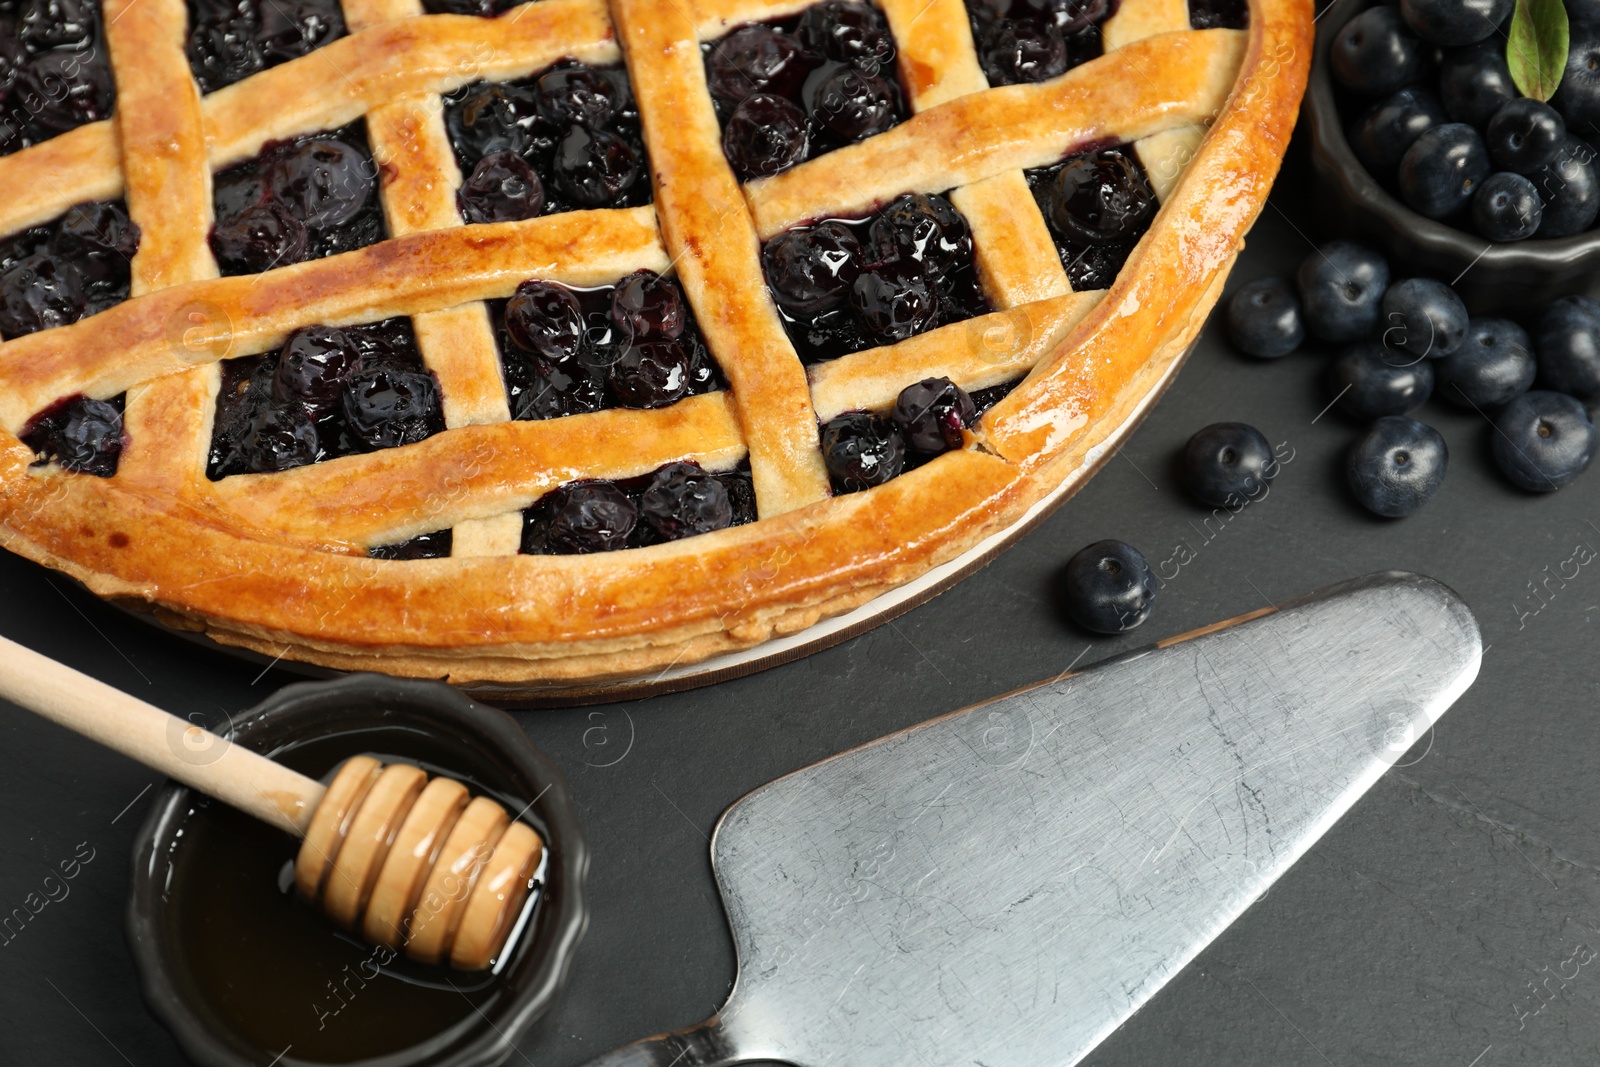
[580,571,1481,1067]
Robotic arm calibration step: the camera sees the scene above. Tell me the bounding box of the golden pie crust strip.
[613,0,831,517]
[745,28,1247,238]
[0,209,669,433]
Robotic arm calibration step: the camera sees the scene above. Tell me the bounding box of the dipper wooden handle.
[0,634,541,970]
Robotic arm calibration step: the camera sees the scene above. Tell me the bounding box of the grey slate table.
[2,150,1599,1067]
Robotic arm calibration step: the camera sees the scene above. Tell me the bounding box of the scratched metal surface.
[701,574,1479,1066]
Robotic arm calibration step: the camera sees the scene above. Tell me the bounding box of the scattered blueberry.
[1181,422,1276,507]
[821,411,906,492]
[638,462,734,542]
[1330,7,1429,97]
[342,367,443,450]
[503,279,585,362]
[1226,276,1304,358]
[1380,277,1468,358]
[1332,340,1435,418]
[1350,87,1449,173]
[1347,416,1449,517]
[1532,138,1600,238]
[762,222,861,315]
[722,93,810,181]
[611,270,687,343]
[1438,39,1517,128]
[1535,295,1600,400]
[273,325,359,419]
[1555,20,1600,139]
[539,481,638,554]
[1398,0,1510,47]
[1472,171,1543,241]
[1485,99,1566,174]
[891,377,977,456]
[1435,317,1536,407]
[607,341,692,408]
[851,257,940,344]
[1398,122,1491,219]
[1296,241,1390,342]
[1045,147,1156,246]
[458,151,545,223]
[1056,539,1157,634]
[1490,390,1598,491]
[869,193,972,275]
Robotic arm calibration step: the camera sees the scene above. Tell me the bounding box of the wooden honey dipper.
[0,633,543,971]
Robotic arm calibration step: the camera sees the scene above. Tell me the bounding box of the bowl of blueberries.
[1307,0,1600,311]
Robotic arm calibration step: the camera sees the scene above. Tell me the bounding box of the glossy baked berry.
[1438,39,1516,127]
[1347,416,1448,517]
[552,126,640,207]
[607,341,692,408]
[1332,341,1434,419]
[445,82,541,164]
[54,201,140,262]
[20,0,98,51]
[0,254,86,336]
[1436,317,1536,407]
[504,280,585,362]
[1486,99,1565,174]
[259,0,344,65]
[210,200,309,275]
[1187,0,1247,28]
[249,407,321,471]
[797,0,895,70]
[1057,539,1156,634]
[274,325,359,418]
[722,93,809,181]
[536,65,619,129]
[458,151,545,223]
[810,66,900,144]
[266,138,374,229]
[187,18,265,93]
[638,462,734,541]
[1046,148,1156,245]
[705,25,819,104]
[978,19,1068,85]
[1295,240,1390,343]
[611,271,686,342]
[1472,171,1542,241]
[1181,422,1276,507]
[1028,0,1113,33]
[1532,139,1600,238]
[1350,86,1449,173]
[21,396,124,477]
[1226,276,1304,358]
[821,411,906,491]
[512,357,606,419]
[891,377,976,456]
[868,193,971,276]
[1380,277,1467,359]
[1398,122,1491,219]
[1490,391,1598,491]
[762,222,861,315]
[1556,21,1600,138]
[342,367,441,450]
[540,481,638,554]
[1330,7,1428,97]
[1398,0,1509,46]
[851,256,940,343]
[16,51,114,137]
[1535,295,1600,400]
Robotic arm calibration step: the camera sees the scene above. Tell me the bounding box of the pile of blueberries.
[185,0,345,94]
[702,2,906,183]
[0,200,138,338]
[521,461,757,555]
[818,376,1009,494]
[0,0,116,153]
[1229,239,1599,511]
[1332,0,1600,240]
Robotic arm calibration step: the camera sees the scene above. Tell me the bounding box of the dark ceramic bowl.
[1307,0,1600,313]
[126,674,588,1067]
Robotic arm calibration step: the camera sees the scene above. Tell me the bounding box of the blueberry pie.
[0,0,1309,691]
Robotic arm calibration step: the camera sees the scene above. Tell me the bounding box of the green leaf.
[1507,0,1570,103]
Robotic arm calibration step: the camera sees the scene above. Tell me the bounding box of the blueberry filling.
[443,59,650,220]
[207,317,443,478]
[703,2,909,183]
[762,192,989,362]
[0,199,139,337]
[820,374,1010,493]
[521,460,758,554]
[1186,0,1247,30]
[0,0,116,154]
[369,528,453,559]
[209,122,384,276]
[20,392,125,476]
[184,0,347,94]
[420,0,531,15]
[1026,143,1157,290]
[963,0,1111,86]
[492,272,723,420]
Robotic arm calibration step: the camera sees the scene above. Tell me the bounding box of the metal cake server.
[581,571,1482,1067]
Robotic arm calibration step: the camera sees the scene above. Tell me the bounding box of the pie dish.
[0,0,1310,694]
